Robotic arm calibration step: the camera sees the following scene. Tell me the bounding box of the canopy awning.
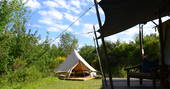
[98,0,170,37]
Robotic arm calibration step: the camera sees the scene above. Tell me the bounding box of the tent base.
[64,76,96,81]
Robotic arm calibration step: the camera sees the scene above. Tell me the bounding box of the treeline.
[79,34,160,77]
[0,0,78,86]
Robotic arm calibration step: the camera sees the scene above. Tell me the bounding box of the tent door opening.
[70,61,90,77]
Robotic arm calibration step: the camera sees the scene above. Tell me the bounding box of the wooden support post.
[158,16,169,89]
[93,26,107,86]
[94,0,114,89]
[158,17,165,65]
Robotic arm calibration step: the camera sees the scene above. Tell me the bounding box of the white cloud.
[120,27,139,36]
[38,11,47,16]
[54,0,69,9]
[70,0,80,8]
[38,0,104,37]
[75,21,80,25]
[24,0,41,10]
[43,1,59,8]
[104,22,159,43]
[77,24,94,38]
[39,17,55,25]
[80,0,91,6]
[70,7,81,14]
[48,10,63,20]
[29,24,41,28]
[55,24,72,32]
[64,13,79,25]
[46,24,72,32]
[39,10,63,20]
[47,27,59,32]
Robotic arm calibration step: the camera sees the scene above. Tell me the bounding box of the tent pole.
[139,24,144,61]
[139,24,144,85]
[93,26,107,86]
[94,0,114,89]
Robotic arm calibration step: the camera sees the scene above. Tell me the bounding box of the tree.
[0,0,29,74]
[59,33,78,56]
[49,44,65,58]
[79,45,97,67]
[143,34,160,59]
[0,0,28,31]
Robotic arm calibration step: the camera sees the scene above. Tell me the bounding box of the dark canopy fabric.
[98,0,170,37]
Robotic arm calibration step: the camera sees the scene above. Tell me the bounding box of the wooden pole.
[93,26,107,86]
[158,17,165,65]
[139,24,144,85]
[158,16,169,88]
[94,0,114,89]
[139,24,144,61]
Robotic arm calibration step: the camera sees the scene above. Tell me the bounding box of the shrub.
[111,66,127,78]
[13,58,27,71]
[7,65,42,83]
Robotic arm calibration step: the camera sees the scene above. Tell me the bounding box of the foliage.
[79,45,98,67]
[143,34,160,59]
[0,0,29,31]
[79,34,160,77]
[7,65,42,83]
[49,45,65,58]
[0,0,69,87]
[59,33,78,56]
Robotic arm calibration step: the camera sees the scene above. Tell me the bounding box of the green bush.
[111,66,127,78]
[7,66,42,83]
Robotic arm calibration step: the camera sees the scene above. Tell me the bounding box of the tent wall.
[163,20,170,65]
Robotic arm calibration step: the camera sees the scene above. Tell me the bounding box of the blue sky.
[24,0,170,48]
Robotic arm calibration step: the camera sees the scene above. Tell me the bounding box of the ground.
[1,77,102,89]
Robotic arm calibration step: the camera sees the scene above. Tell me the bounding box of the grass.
[0,77,102,89]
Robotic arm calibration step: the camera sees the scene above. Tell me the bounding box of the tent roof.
[98,0,170,37]
[54,50,97,73]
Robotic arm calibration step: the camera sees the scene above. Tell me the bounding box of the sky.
[24,0,170,48]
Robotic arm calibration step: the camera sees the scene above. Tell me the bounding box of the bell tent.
[54,49,97,79]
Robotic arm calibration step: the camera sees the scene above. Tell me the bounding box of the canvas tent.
[54,49,97,79]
